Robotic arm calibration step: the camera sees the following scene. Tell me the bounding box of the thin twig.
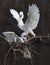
[28,35,50,41]
[4,45,14,65]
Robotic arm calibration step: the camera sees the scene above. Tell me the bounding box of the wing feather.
[2,31,18,43]
[25,4,40,30]
[10,9,19,22]
[2,31,24,43]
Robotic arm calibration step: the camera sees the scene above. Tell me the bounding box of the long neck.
[18,19,24,29]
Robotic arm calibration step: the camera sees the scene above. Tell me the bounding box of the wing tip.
[33,4,39,12]
[10,9,14,13]
[29,4,39,13]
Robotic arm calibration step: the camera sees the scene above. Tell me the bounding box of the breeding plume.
[10,4,40,38]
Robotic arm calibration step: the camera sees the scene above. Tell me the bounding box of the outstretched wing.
[2,31,24,43]
[25,4,40,30]
[10,9,19,22]
[2,31,18,43]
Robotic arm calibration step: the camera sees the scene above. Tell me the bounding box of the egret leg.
[29,29,36,37]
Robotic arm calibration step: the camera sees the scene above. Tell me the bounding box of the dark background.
[0,0,50,65]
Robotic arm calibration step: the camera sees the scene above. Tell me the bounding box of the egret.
[0,31,31,58]
[10,4,40,38]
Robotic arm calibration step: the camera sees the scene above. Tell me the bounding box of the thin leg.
[30,30,36,37]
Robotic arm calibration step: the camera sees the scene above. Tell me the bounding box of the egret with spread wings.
[1,31,24,43]
[0,31,31,59]
[10,4,40,38]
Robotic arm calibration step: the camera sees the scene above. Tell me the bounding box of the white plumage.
[2,31,24,43]
[26,4,40,30]
[10,4,40,38]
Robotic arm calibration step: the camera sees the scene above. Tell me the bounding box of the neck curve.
[18,19,24,29]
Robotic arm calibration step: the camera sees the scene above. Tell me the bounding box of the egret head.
[19,11,24,19]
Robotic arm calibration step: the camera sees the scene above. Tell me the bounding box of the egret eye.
[20,15,22,17]
[19,12,24,19]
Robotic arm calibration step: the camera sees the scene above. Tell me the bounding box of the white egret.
[2,31,24,44]
[0,31,31,58]
[10,4,40,38]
